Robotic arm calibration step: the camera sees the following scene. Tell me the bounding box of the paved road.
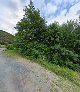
[0,48,80,92]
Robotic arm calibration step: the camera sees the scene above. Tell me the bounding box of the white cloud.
[0,0,80,34]
[52,0,79,5]
[47,2,80,25]
[0,0,25,34]
[45,2,57,15]
[51,0,63,5]
[60,9,67,16]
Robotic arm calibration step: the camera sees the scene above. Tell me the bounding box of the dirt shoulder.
[15,57,80,92]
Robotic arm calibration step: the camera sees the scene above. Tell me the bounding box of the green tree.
[14,0,80,72]
[15,0,46,44]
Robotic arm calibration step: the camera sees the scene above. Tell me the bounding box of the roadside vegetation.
[6,0,80,87]
[0,44,5,48]
[5,49,80,87]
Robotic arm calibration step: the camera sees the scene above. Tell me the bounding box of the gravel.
[0,48,80,92]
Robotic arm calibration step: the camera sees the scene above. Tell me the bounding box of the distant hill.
[0,30,14,45]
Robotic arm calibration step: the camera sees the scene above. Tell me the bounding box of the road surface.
[0,48,79,92]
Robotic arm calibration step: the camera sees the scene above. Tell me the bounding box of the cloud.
[60,9,67,16]
[47,1,80,25]
[77,10,80,15]
[43,2,57,18]
[0,0,25,34]
[0,0,80,34]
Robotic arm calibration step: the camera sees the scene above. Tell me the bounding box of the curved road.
[0,48,80,92]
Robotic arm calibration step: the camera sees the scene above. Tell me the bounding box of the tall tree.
[15,0,46,44]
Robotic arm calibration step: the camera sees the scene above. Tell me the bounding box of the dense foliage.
[14,0,80,72]
[0,30,14,45]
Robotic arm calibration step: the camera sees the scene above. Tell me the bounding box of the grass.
[0,44,5,48]
[5,49,80,87]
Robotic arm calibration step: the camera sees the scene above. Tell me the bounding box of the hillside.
[0,30,14,45]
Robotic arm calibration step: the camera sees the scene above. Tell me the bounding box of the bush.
[6,44,14,50]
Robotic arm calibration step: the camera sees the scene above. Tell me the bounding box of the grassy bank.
[5,50,80,87]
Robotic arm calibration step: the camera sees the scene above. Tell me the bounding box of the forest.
[0,30,14,45]
[13,1,80,72]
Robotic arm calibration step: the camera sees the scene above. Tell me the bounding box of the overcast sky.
[0,0,80,34]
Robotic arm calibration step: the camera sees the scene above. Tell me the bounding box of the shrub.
[6,44,14,50]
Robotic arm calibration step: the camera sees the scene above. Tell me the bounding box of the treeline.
[13,1,80,72]
[0,30,14,45]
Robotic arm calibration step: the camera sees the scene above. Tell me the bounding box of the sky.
[0,0,80,34]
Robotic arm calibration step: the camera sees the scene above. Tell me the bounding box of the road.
[0,48,79,92]
[0,48,54,92]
